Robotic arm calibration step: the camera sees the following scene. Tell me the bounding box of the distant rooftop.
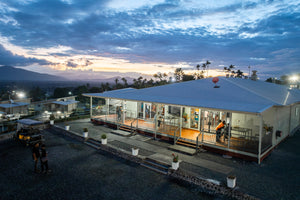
[0,102,29,108]
[52,100,79,106]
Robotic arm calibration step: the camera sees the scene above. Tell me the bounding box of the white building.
[84,77,300,163]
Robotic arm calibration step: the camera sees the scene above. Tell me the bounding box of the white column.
[154,104,158,140]
[180,106,183,138]
[228,112,232,149]
[258,114,263,164]
[90,96,92,118]
[106,98,110,121]
[198,108,201,131]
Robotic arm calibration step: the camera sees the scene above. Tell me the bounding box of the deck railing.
[130,118,138,134]
[196,131,202,150]
[173,126,180,144]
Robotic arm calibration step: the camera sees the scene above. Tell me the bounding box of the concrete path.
[56,119,233,175]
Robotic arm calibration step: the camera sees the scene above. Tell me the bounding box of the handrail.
[130,118,138,134]
[173,126,180,144]
[196,131,202,151]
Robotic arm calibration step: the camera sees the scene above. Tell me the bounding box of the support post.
[201,110,204,143]
[228,112,232,149]
[90,96,92,118]
[154,104,158,140]
[179,106,183,138]
[198,108,201,132]
[106,98,110,121]
[258,114,263,164]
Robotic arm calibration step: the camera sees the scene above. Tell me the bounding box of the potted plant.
[227,175,236,188]
[65,123,70,131]
[132,147,139,156]
[101,134,107,145]
[83,128,88,138]
[171,153,179,170]
[49,114,55,125]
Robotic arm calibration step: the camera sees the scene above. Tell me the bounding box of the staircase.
[84,138,102,149]
[176,139,197,148]
[141,158,170,175]
[119,125,132,132]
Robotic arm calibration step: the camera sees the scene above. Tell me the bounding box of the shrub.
[49,114,55,120]
[83,128,88,132]
[101,134,107,139]
[172,153,178,162]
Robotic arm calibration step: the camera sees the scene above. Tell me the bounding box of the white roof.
[0,102,29,108]
[52,100,79,105]
[17,119,43,125]
[84,78,300,113]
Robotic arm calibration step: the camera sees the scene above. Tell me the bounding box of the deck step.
[111,129,131,137]
[176,139,197,148]
[119,125,132,132]
[176,141,196,148]
[168,144,197,155]
[141,158,170,175]
[144,158,170,170]
[88,138,102,145]
[140,163,168,175]
[84,140,101,149]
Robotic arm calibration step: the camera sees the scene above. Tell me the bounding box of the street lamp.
[289,75,298,82]
[17,92,26,99]
[289,75,299,89]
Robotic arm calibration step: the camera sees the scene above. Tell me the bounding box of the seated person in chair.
[216,120,225,142]
[223,123,231,141]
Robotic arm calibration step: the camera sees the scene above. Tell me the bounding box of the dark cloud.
[0,44,51,66]
[0,0,299,77]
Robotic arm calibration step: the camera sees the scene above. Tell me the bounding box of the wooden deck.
[92,115,259,154]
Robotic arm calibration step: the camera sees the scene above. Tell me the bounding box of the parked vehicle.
[13,128,44,146]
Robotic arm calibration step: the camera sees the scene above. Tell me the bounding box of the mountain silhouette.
[0,66,66,81]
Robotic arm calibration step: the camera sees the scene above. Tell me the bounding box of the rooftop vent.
[212,77,220,88]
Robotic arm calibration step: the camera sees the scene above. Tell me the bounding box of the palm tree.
[121,77,128,87]
[174,68,184,82]
[235,70,244,78]
[114,78,119,85]
[205,60,211,77]
[229,65,235,77]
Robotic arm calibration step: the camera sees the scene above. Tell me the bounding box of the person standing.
[32,142,40,173]
[40,144,51,174]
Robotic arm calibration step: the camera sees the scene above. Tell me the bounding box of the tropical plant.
[174,68,184,82]
[49,114,55,120]
[235,69,244,78]
[101,134,107,139]
[172,153,179,162]
[205,60,211,77]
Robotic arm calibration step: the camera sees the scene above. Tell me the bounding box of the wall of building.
[290,103,300,135]
[262,106,290,146]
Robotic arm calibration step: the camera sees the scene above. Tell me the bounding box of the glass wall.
[90,97,266,156]
[91,98,106,117]
[229,112,260,154]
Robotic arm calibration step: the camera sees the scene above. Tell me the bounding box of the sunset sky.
[0,0,299,80]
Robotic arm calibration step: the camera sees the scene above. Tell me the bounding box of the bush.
[172,153,178,162]
[83,128,88,132]
[49,114,55,120]
[101,134,107,139]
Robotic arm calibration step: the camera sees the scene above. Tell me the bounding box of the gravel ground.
[0,130,223,200]
[50,119,300,200]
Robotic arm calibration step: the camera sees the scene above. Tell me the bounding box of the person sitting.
[215,120,225,142]
[223,123,231,142]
